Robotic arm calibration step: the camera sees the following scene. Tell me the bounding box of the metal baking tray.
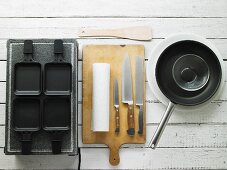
[5,39,78,155]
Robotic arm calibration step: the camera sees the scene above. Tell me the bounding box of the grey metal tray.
[5,39,78,155]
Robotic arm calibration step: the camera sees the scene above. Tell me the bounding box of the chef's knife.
[122,54,135,136]
[114,79,120,133]
[136,56,144,134]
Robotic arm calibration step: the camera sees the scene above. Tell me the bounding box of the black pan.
[43,40,72,154]
[14,40,41,95]
[43,97,71,154]
[44,40,72,95]
[150,40,222,149]
[13,98,41,154]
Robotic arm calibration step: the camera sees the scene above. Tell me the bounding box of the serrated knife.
[136,56,144,134]
[122,54,135,136]
[114,79,120,133]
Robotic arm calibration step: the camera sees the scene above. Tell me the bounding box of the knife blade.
[136,56,144,134]
[122,54,135,136]
[114,79,120,133]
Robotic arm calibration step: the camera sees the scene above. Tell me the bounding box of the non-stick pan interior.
[13,98,40,131]
[44,63,72,95]
[14,63,41,95]
[43,97,71,130]
[156,40,222,106]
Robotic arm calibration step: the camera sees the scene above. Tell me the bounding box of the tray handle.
[109,144,120,165]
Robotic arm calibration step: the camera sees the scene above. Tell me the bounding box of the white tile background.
[0,0,227,169]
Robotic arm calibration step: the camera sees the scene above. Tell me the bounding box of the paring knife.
[122,54,135,136]
[136,57,144,134]
[114,79,120,133]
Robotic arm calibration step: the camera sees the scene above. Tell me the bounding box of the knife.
[114,79,120,133]
[136,57,144,134]
[122,54,135,136]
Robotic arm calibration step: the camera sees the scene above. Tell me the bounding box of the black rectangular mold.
[43,97,71,131]
[13,98,41,154]
[44,40,72,95]
[14,40,41,95]
[43,96,71,154]
[14,63,41,95]
[44,62,72,95]
[13,98,41,131]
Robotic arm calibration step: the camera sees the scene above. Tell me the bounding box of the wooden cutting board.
[82,45,146,166]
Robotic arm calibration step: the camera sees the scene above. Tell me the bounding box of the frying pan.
[43,97,71,154]
[13,98,41,154]
[14,40,41,95]
[44,39,72,95]
[147,34,225,149]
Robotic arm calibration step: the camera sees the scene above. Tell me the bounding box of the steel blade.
[136,56,143,105]
[114,79,119,107]
[122,54,133,104]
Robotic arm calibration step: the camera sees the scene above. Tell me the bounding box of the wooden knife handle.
[127,104,135,136]
[115,107,120,133]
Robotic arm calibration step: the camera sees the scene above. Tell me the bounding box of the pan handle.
[54,39,64,62]
[149,101,175,149]
[24,40,33,61]
[21,132,32,155]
